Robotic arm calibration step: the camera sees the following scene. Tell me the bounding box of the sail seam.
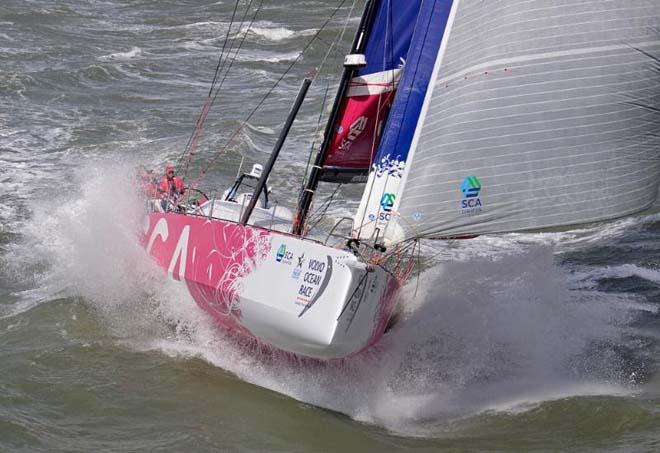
[434,40,660,87]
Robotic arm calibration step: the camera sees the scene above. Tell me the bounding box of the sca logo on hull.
[460,176,483,214]
[275,244,294,264]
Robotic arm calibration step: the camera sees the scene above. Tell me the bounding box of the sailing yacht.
[143,0,660,359]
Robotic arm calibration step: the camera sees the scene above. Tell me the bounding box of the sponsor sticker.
[291,253,305,279]
[275,244,294,265]
[460,176,483,215]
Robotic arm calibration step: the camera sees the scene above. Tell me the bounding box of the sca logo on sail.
[460,176,482,215]
[378,192,396,221]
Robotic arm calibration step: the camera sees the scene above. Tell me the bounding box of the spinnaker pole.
[292,0,380,236]
[240,77,312,226]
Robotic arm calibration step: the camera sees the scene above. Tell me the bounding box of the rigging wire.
[306,183,343,232]
[208,0,243,96]
[211,0,260,97]
[178,0,242,168]
[182,0,264,176]
[297,82,331,210]
[371,0,398,242]
[188,0,352,189]
[296,0,357,218]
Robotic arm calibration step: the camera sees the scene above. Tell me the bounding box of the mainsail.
[355,0,660,244]
[320,1,421,183]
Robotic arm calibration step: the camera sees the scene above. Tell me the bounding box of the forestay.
[357,0,660,244]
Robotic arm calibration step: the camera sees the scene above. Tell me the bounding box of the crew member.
[158,165,185,198]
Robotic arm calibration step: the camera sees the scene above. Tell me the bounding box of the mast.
[292,0,380,236]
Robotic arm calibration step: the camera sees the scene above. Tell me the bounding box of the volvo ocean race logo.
[460,176,482,215]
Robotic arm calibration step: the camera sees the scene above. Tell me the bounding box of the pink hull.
[142,212,402,359]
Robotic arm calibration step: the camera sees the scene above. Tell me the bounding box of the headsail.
[356,0,660,244]
[319,1,421,183]
[354,0,458,240]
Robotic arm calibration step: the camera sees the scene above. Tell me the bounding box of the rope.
[180,0,263,177]
[189,0,351,189]
[307,183,343,231]
[296,0,357,223]
[178,0,242,168]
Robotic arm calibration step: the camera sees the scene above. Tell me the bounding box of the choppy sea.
[2,1,660,451]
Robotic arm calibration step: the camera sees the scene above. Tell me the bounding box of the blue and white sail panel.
[320,1,420,183]
[384,0,660,242]
[354,0,458,238]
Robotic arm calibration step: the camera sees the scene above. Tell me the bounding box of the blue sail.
[356,1,420,77]
[371,0,455,176]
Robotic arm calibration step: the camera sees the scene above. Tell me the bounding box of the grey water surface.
[2,1,660,451]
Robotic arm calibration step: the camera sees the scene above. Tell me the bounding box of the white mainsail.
[356,0,660,244]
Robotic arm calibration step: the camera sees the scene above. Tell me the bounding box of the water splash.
[135,245,637,436]
[8,162,649,436]
[5,161,162,332]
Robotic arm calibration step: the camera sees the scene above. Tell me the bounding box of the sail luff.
[380,0,462,244]
[352,0,460,243]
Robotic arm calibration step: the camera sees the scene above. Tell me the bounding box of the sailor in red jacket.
[158,165,185,199]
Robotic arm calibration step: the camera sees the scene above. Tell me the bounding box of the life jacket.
[158,175,184,197]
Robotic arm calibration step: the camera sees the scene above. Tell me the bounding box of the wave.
[98,47,143,62]
[571,264,660,287]
[248,23,317,42]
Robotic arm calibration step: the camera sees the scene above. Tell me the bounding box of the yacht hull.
[142,212,401,359]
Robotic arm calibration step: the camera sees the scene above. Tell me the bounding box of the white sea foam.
[177,20,224,30]
[572,264,660,286]
[249,26,296,41]
[248,24,317,42]
[99,47,143,62]
[236,50,300,63]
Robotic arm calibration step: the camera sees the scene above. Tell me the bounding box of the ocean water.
[2,1,660,451]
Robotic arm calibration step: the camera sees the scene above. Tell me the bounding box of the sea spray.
[9,160,649,437]
[132,244,636,436]
[12,161,166,337]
